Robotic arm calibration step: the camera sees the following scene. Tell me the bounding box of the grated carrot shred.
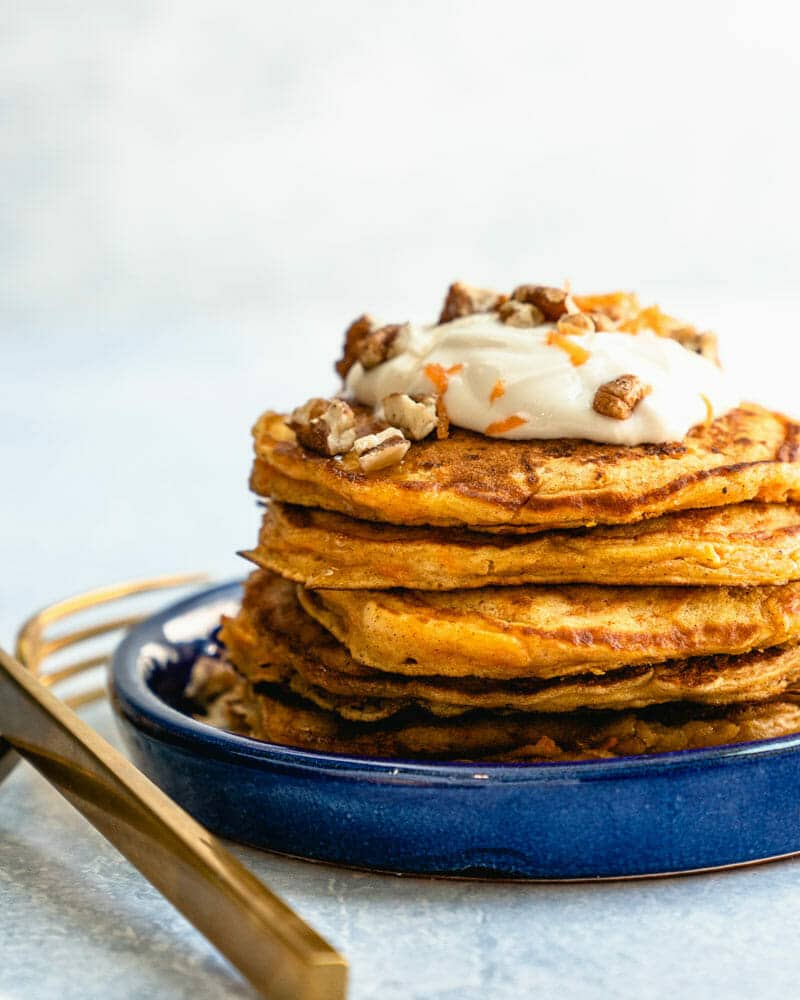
[489,379,506,404]
[485,414,527,436]
[619,304,684,336]
[546,331,591,366]
[574,291,640,319]
[424,363,449,394]
[424,362,464,394]
[700,393,714,426]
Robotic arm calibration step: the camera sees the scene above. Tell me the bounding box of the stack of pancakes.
[194,303,800,761]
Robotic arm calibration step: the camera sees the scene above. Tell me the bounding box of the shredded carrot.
[424,363,449,394]
[424,361,464,394]
[485,414,527,436]
[546,331,591,366]
[435,395,450,439]
[700,393,714,426]
[619,304,684,336]
[489,379,506,404]
[574,291,640,320]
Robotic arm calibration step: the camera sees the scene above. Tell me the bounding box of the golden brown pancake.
[221,572,800,718]
[188,660,800,762]
[249,501,800,589]
[251,403,800,531]
[300,576,800,680]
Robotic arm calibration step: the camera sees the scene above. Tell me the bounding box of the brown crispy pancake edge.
[221,571,800,716]
[248,501,800,589]
[188,658,800,762]
[301,577,800,680]
[251,403,800,530]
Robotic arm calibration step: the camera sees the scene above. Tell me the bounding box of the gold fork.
[0,573,348,1000]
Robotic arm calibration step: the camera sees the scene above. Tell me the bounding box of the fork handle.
[0,646,347,1000]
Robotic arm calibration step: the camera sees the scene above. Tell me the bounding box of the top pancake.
[251,403,800,531]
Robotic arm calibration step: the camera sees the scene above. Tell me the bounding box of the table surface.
[4,314,800,1000]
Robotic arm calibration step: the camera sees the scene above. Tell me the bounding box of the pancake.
[300,577,800,680]
[249,501,800,589]
[220,573,800,718]
[250,402,800,532]
[188,660,800,762]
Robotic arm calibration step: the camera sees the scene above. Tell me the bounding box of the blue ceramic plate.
[111,581,800,880]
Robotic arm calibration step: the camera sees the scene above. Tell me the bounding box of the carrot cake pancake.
[220,571,800,718]
[189,279,800,760]
[187,656,800,763]
[249,501,800,589]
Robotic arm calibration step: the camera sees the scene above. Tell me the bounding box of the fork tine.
[65,688,108,710]
[41,654,110,686]
[5,573,209,783]
[15,572,208,669]
[40,616,146,658]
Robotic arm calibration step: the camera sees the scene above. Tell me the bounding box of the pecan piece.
[358,323,407,370]
[592,375,652,420]
[511,284,576,321]
[668,327,720,367]
[586,311,619,331]
[557,312,595,336]
[336,314,379,378]
[288,397,356,456]
[352,427,410,473]
[382,393,437,441]
[498,300,545,328]
[439,282,507,324]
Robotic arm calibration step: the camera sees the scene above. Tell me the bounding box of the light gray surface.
[5,2,800,997]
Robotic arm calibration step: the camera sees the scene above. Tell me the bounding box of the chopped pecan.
[336,314,379,378]
[498,300,545,328]
[668,327,720,366]
[382,393,437,440]
[288,397,328,427]
[184,655,240,703]
[439,282,507,324]
[557,312,595,336]
[511,284,575,321]
[288,397,356,455]
[592,375,652,420]
[352,427,410,472]
[587,311,619,331]
[358,323,407,370]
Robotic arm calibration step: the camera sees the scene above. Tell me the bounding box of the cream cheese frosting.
[345,313,739,445]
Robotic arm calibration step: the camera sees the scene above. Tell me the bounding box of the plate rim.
[111,579,800,784]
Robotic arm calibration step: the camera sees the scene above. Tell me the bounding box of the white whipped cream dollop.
[345,313,740,445]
